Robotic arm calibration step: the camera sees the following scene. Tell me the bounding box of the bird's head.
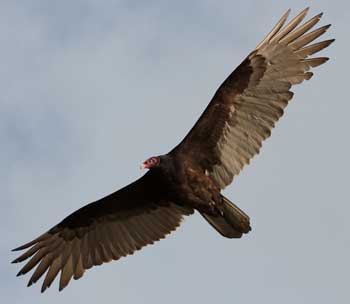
[140,156,161,170]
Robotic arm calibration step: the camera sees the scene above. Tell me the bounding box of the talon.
[208,202,214,213]
[208,202,219,215]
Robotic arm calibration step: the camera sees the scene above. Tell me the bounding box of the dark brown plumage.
[12,8,333,292]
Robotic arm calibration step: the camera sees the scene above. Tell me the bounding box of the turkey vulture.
[12,8,333,292]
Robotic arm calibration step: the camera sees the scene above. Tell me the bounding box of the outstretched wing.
[171,8,334,189]
[12,171,193,292]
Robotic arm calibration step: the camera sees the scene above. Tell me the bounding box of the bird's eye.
[149,157,158,165]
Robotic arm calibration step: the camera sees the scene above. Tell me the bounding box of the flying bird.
[12,8,334,292]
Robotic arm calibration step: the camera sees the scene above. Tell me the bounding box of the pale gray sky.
[1,1,349,303]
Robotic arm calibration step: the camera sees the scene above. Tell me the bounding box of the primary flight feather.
[12,8,334,292]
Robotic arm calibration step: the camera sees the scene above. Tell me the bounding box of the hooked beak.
[139,163,147,170]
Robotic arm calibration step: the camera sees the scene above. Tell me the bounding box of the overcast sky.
[1,1,349,303]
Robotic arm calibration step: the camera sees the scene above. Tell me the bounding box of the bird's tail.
[201,195,251,238]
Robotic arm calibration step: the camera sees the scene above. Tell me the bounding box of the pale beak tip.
[139,164,146,170]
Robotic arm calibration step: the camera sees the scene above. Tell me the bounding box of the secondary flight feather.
[12,8,334,292]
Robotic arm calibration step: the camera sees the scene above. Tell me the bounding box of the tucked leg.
[176,191,218,215]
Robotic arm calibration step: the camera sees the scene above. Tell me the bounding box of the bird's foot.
[208,202,222,216]
[209,202,215,213]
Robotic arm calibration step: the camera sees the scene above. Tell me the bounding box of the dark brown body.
[159,154,222,214]
[150,154,251,236]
